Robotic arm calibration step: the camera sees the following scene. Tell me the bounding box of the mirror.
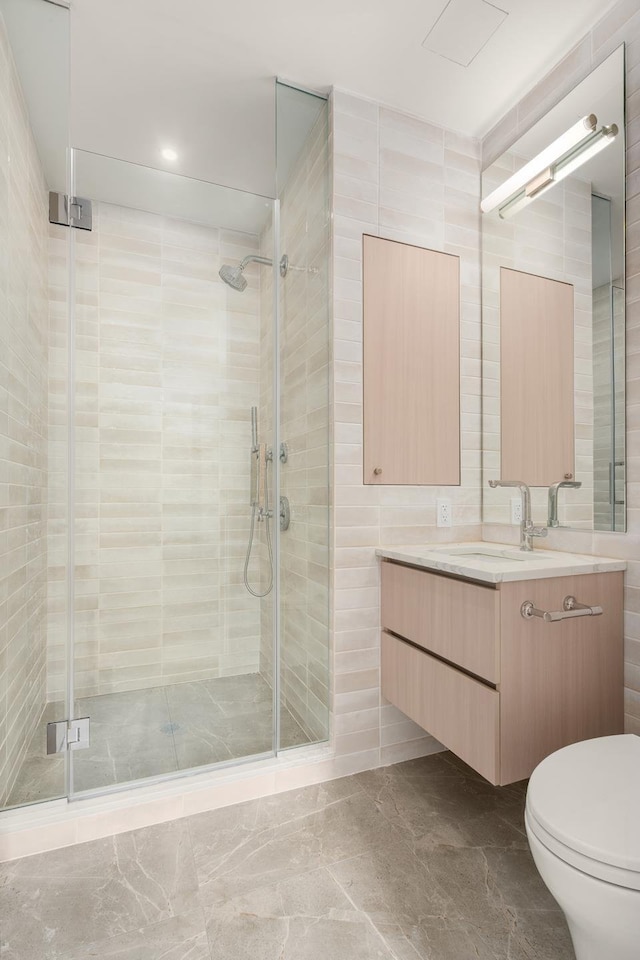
[481,45,626,532]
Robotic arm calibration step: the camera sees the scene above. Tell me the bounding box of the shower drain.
[161,722,180,735]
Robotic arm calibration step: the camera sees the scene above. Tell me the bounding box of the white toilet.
[525,734,640,960]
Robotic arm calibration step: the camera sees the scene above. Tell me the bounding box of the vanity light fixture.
[481,114,619,220]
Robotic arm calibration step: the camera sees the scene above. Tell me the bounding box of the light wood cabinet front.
[379,560,624,785]
[500,267,575,486]
[363,235,460,485]
[499,572,624,783]
[382,632,500,784]
[381,560,499,682]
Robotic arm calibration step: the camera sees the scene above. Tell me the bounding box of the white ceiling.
[2,0,621,212]
[68,0,618,198]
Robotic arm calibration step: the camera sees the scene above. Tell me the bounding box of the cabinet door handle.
[373,467,382,475]
[520,595,603,622]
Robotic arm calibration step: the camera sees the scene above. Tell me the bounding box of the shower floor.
[7,673,310,808]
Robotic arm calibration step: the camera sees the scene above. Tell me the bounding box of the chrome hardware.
[488,480,547,551]
[49,192,93,231]
[548,479,582,528]
[527,524,548,540]
[373,467,382,476]
[609,460,625,506]
[279,442,288,464]
[280,495,291,531]
[46,717,90,755]
[564,472,573,480]
[520,596,604,622]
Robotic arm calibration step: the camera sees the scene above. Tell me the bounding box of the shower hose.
[243,456,274,598]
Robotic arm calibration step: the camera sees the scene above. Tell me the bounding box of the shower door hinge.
[46,717,90,754]
[49,192,93,231]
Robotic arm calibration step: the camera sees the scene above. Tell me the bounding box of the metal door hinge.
[47,717,90,754]
[49,192,93,231]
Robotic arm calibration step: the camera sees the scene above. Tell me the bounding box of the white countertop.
[376,542,627,584]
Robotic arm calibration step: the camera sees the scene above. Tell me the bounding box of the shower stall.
[0,0,331,810]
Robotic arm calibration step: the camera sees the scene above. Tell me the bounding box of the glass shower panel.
[68,150,278,795]
[0,0,70,810]
[275,82,331,748]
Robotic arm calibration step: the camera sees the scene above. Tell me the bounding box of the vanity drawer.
[381,631,499,784]
[381,560,500,682]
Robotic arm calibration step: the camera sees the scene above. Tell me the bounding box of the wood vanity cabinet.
[380,560,624,784]
[362,235,460,486]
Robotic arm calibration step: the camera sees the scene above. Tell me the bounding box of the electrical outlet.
[437,499,452,528]
[511,497,523,524]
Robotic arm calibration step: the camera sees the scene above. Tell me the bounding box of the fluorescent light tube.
[498,123,618,220]
[481,114,598,214]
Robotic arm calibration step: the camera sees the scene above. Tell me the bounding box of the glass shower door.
[0,0,70,811]
[68,150,279,795]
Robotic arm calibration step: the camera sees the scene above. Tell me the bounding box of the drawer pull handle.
[520,596,603,622]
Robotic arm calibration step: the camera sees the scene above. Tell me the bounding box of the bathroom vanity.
[378,544,625,785]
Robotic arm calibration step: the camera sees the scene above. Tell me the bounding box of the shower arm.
[239,255,273,269]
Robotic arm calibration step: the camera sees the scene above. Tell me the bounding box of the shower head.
[218,263,248,291]
[218,254,289,292]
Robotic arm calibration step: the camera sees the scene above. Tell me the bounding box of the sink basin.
[430,546,541,563]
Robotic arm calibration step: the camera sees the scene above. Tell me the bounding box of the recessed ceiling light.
[161,148,178,161]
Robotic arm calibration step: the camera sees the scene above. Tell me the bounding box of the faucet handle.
[528,524,548,539]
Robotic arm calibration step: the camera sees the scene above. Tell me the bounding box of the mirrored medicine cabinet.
[481,45,626,532]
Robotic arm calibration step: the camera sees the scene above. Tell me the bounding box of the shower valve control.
[280,496,291,532]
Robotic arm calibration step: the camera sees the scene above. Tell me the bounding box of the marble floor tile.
[5,753,66,807]
[192,781,386,907]
[7,674,312,805]
[5,703,67,807]
[1,752,575,960]
[205,867,395,960]
[356,758,528,852]
[64,910,211,960]
[0,820,199,960]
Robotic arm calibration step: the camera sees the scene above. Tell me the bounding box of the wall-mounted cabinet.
[363,235,460,485]
[381,559,623,785]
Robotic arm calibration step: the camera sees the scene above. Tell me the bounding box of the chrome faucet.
[488,480,548,552]
[548,480,582,528]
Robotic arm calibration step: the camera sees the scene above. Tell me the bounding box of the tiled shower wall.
[0,16,50,805]
[47,203,264,700]
[482,155,594,528]
[481,0,640,736]
[331,92,483,766]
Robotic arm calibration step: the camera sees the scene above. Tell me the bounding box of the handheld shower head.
[218,263,248,292]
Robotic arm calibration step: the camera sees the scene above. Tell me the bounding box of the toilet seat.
[525,735,640,891]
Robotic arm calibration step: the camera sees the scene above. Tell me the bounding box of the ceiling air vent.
[422,0,508,67]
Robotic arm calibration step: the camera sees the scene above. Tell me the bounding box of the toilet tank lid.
[526,735,640,874]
